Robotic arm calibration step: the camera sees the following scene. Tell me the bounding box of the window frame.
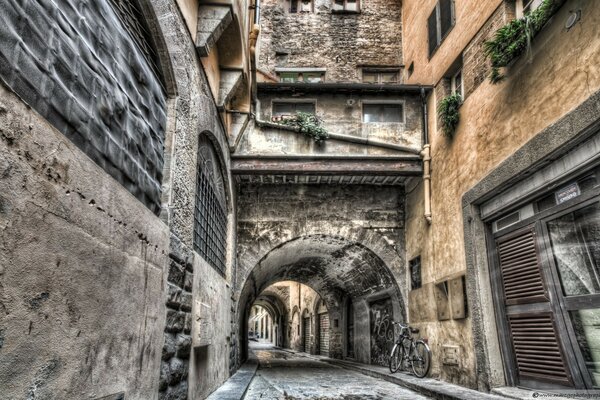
[331,0,360,14]
[361,68,401,84]
[451,68,463,98]
[289,0,314,13]
[271,99,317,119]
[427,0,456,58]
[193,136,228,277]
[361,100,405,124]
[516,0,544,18]
[276,68,326,83]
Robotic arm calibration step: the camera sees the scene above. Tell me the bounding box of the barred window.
[194,136,227,275]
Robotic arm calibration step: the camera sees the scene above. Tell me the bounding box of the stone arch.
[236,227,408,312]
[235,234,405,366]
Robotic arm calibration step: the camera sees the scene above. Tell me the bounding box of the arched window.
[193,135,227,275]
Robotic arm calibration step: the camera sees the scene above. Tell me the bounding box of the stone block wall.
[258,0,403,82]
[159,235,194,399]
[0,0,167,213]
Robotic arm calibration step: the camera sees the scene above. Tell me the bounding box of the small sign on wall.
[194,300,212,347]
[442,345,459,366]
[555,182,580,204]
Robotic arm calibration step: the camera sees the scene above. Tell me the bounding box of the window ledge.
[331,10,360,14]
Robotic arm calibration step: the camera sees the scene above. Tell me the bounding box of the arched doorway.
[236,235,404,367]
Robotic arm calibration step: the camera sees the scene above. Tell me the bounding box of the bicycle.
[389,321,431,378]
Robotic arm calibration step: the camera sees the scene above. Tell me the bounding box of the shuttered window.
[497,228,547,305]
[508,314,572,386]
[427,0,455,57]
[427,11,438,57]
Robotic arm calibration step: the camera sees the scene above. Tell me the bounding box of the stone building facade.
[0,0,253,398]
[401,0,600,392]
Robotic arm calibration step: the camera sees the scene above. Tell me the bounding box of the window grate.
[193,142,227,276]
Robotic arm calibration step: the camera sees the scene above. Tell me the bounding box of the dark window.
[362,103,403,123]
[451,68,463,97]
[193,135,228,276]
[427,0,455,57]
[273,102,315,116]
[332,0,358,13]
[362,69,400,84]
[410,257,422,290]
[290,0,313,13]
[279,72,324,83]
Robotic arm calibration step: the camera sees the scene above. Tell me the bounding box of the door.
[303,317,310,353]
[490,168,600,389]
[319,313,330,356]
[494,227,573,387]
[347,301,355,358]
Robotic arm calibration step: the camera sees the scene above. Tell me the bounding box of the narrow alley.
[243,343,431,400]
[1,0,599,399]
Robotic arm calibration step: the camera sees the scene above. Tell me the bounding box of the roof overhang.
[257,82,434,94]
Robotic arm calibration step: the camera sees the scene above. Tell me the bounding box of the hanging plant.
[484,0,564,83]
[438,93,462,137]
[282,112,329,144]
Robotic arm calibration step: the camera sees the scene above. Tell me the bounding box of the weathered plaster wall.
[0,0,241,398]
[258,0,403,82]
[0,83,169,399]
[150,0,238,398]
[240,92,422,153]
[403,0,600,390]
[402,0,503,85]
[188,258,232,400]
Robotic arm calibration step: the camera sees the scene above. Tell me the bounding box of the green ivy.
[438,93,462,137]
[282,112,329,144]
[484,0,564,83]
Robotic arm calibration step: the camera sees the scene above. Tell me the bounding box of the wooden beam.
[231,158,422,175]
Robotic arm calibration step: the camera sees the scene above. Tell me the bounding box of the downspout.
[420,87,432,225]
[250,0,261,112]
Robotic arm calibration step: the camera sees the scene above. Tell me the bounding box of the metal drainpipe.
[254,0,261,24]
[250,0,261,113]
[420,87,432,225]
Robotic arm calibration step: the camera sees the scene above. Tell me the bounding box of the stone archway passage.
[236,235,404,366]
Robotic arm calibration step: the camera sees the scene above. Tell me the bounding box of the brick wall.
[462,2,514,99]
[258,0,403,82]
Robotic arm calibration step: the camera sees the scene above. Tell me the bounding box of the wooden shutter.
[508,314,572,386]
[439,0,454,38]
[497,228,547,305]
[319,313,330,356]
[427,9,438,56]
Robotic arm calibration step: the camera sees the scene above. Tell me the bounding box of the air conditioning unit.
[346,98,357,107]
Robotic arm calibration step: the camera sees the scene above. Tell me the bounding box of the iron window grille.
[193,137,227,276]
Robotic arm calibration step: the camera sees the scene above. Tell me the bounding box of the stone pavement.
[243,344,432,399]
[206,343,578,400]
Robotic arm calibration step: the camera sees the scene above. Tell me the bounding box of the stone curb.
[206,356,259,400]
[322,358,510,400]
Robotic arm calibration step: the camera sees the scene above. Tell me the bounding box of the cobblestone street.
[243,343,431,400]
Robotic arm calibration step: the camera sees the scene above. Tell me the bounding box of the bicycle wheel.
[411,340,431,378]
[389,343,404,373]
